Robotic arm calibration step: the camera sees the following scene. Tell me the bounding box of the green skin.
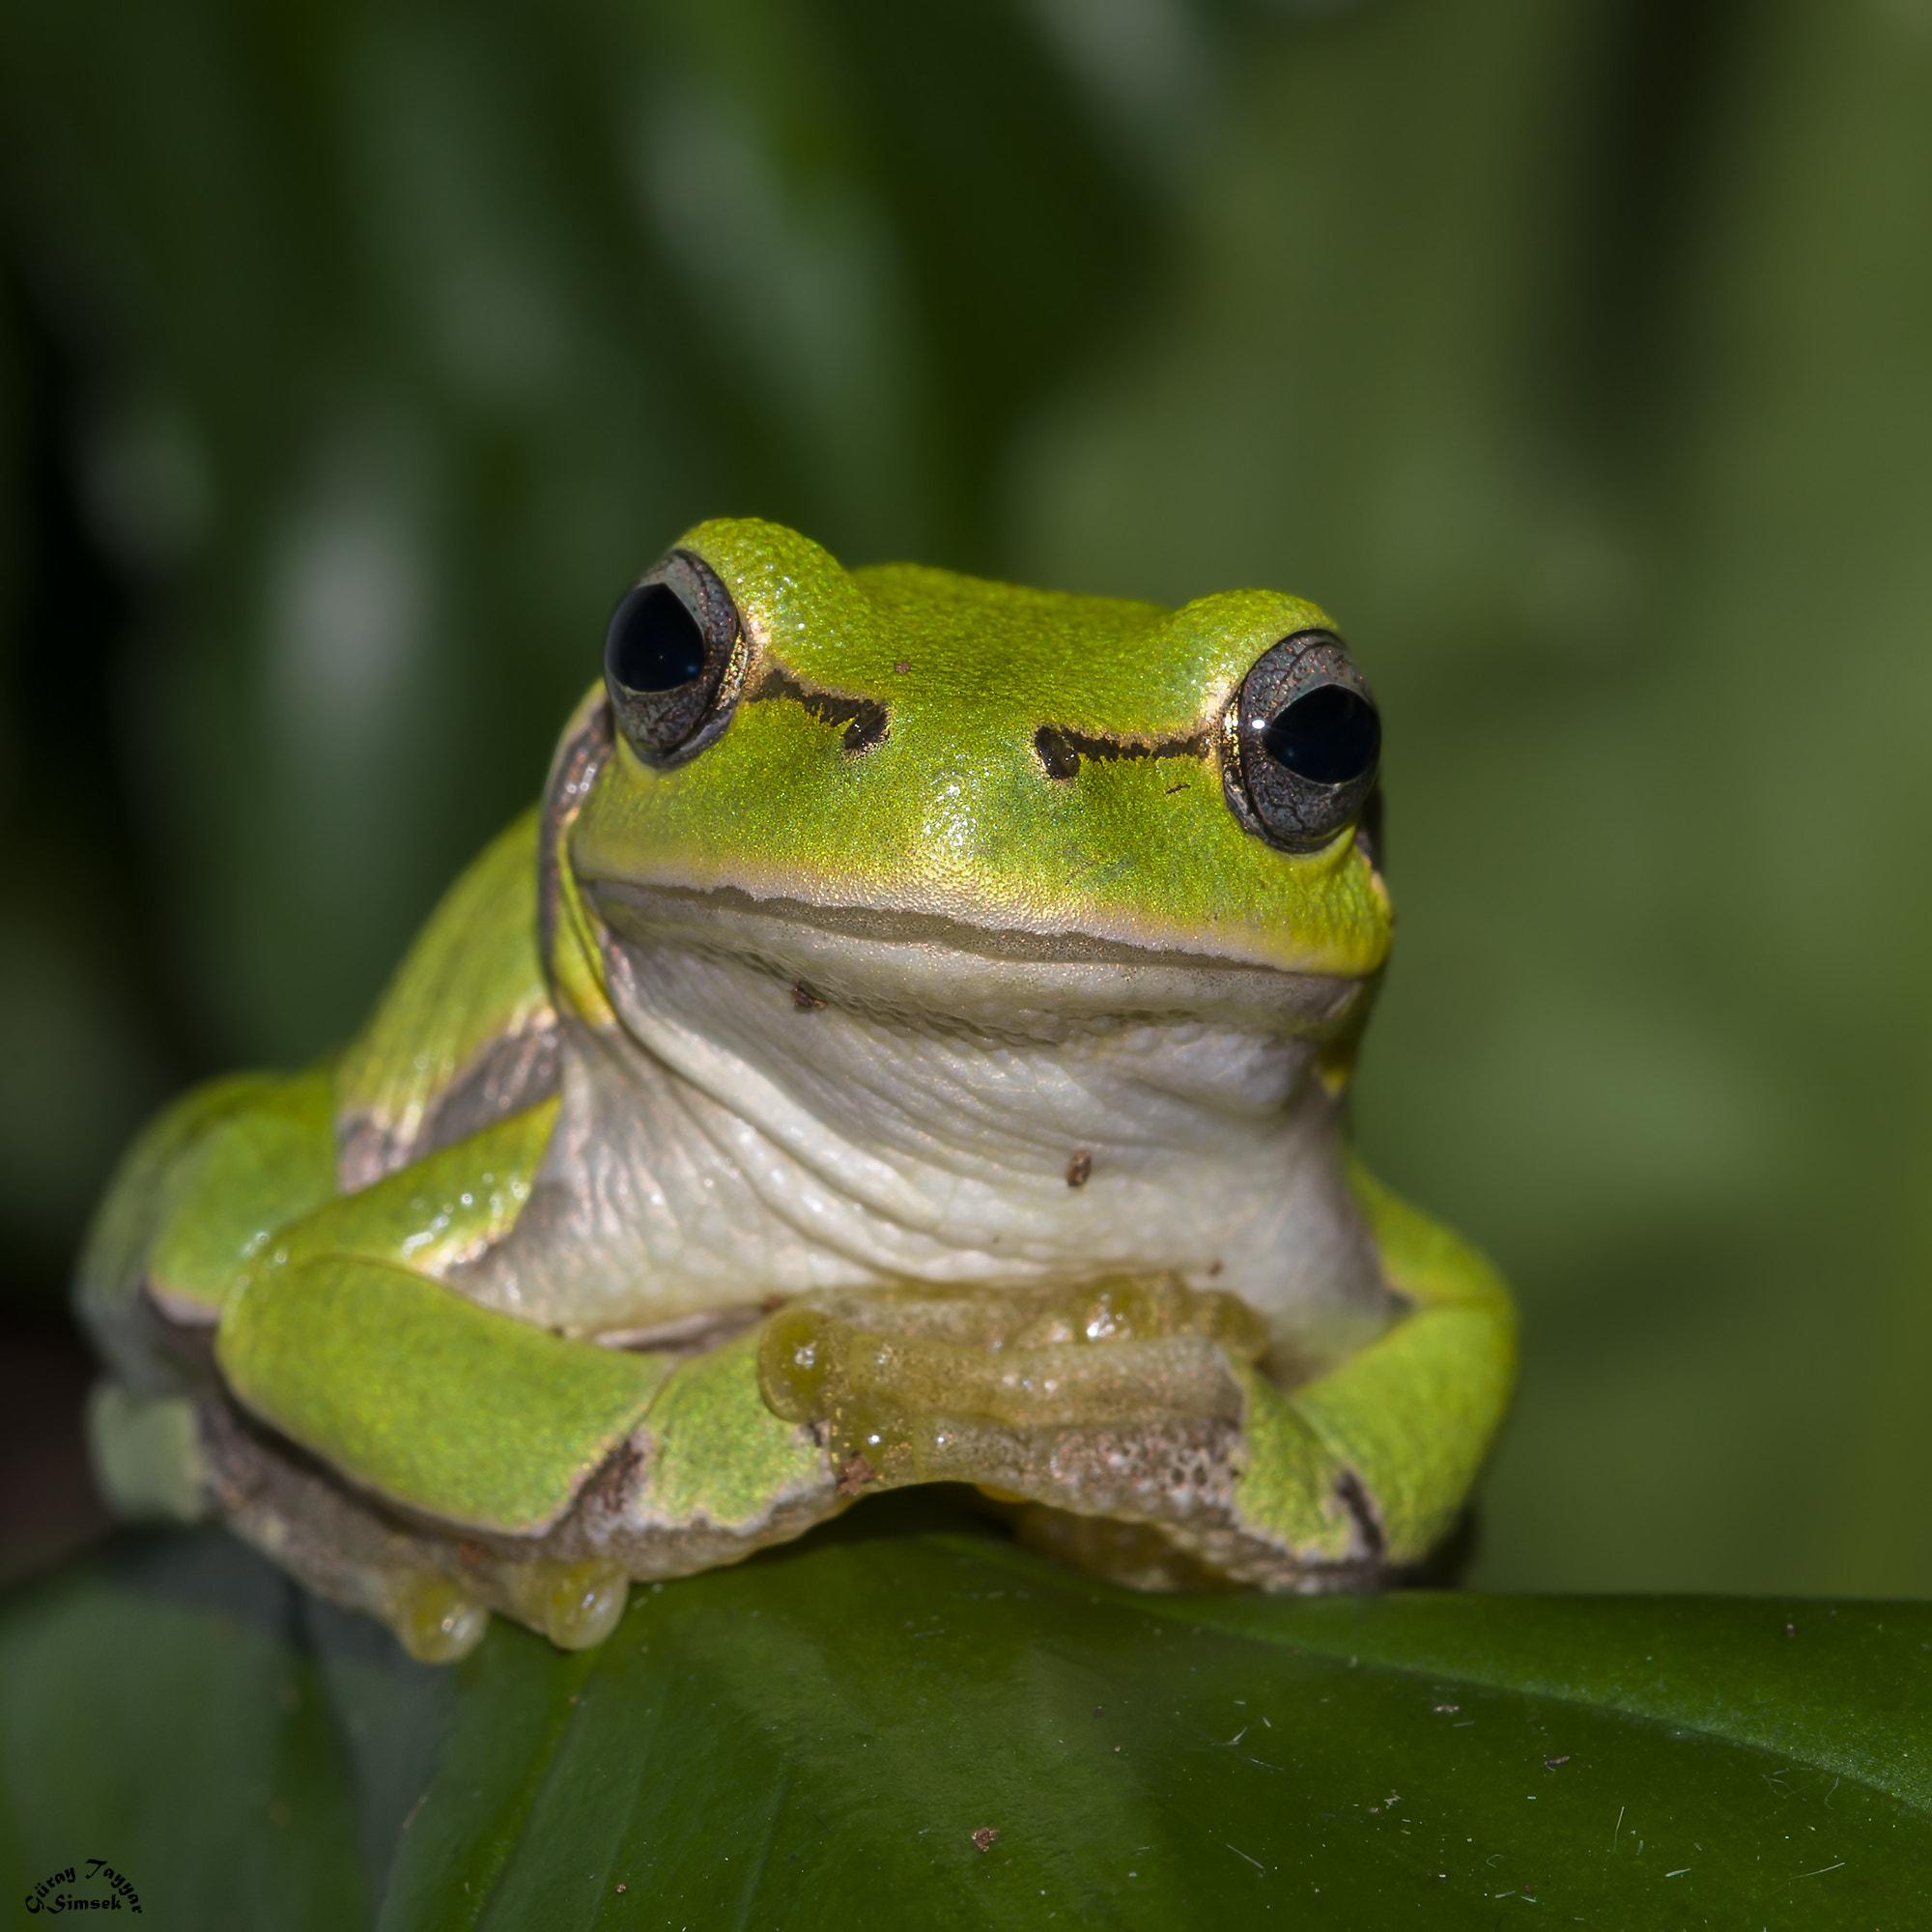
[78,519,1515,1663]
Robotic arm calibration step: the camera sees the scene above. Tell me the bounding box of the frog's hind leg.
[76,1065,342,1390]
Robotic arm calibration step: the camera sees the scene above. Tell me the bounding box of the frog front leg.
[750,1166,1514,1590]
[1218,1163,1516,1581]
[211,1309,842,1662]
[204,1295,839,1662]
[205,1102,838,1660]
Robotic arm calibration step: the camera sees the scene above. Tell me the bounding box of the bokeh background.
[4,0,1931,1599]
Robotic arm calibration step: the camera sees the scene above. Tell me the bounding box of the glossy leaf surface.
[3,1508,1926,1927]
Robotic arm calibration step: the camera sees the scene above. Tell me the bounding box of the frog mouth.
[584,878,1367,1034]
[598,878,1284,968]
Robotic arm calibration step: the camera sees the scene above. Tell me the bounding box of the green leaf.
[4,1505,1928,1926]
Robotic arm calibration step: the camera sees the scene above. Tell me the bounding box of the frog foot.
[755,1274,1302,1583]
[193,1395,627,1662]
[390,1552,629,1660]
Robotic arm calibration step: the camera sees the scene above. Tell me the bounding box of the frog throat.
[458,946,1394,1357]
[452,800,1394,1362]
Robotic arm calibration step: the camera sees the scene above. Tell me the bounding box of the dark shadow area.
[0,1321,111,1589]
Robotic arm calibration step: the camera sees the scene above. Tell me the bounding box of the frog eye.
[1225,631,1381,850]
[604,551,745,760]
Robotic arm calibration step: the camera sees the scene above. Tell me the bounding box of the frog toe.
[387,1572,492,1663]
[474,1554,631,1650]
[538,1559,630,1649]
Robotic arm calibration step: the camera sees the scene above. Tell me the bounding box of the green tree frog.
[78,518,1515,1662]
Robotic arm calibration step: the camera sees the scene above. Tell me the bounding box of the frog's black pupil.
[607,583,707,692]
[1261,683,1379,785]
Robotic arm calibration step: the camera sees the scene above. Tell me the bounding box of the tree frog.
[78,518,1515,1662]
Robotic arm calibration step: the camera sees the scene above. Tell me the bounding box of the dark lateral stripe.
[747,665,889,753]
[1035,722,1210,779]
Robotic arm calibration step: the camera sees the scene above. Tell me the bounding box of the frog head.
[568,516,1391,1037]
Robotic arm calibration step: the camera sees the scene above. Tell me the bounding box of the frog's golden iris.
[78,517,1514,1662]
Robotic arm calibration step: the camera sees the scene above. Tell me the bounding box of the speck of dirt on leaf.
[1434,1704,1460,1714]
[1065,1150,1093,1187]
[1544,1755,1570,1769]
[973,1828,1001,1853]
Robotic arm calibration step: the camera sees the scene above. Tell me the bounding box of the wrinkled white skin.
[460,889,1397,1366]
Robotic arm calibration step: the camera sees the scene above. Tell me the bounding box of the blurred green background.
[3,0,1930,1598]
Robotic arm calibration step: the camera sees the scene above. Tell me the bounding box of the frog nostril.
[1035,726,1080,781]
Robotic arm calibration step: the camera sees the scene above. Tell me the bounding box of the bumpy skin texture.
[77,519,1515,1662]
